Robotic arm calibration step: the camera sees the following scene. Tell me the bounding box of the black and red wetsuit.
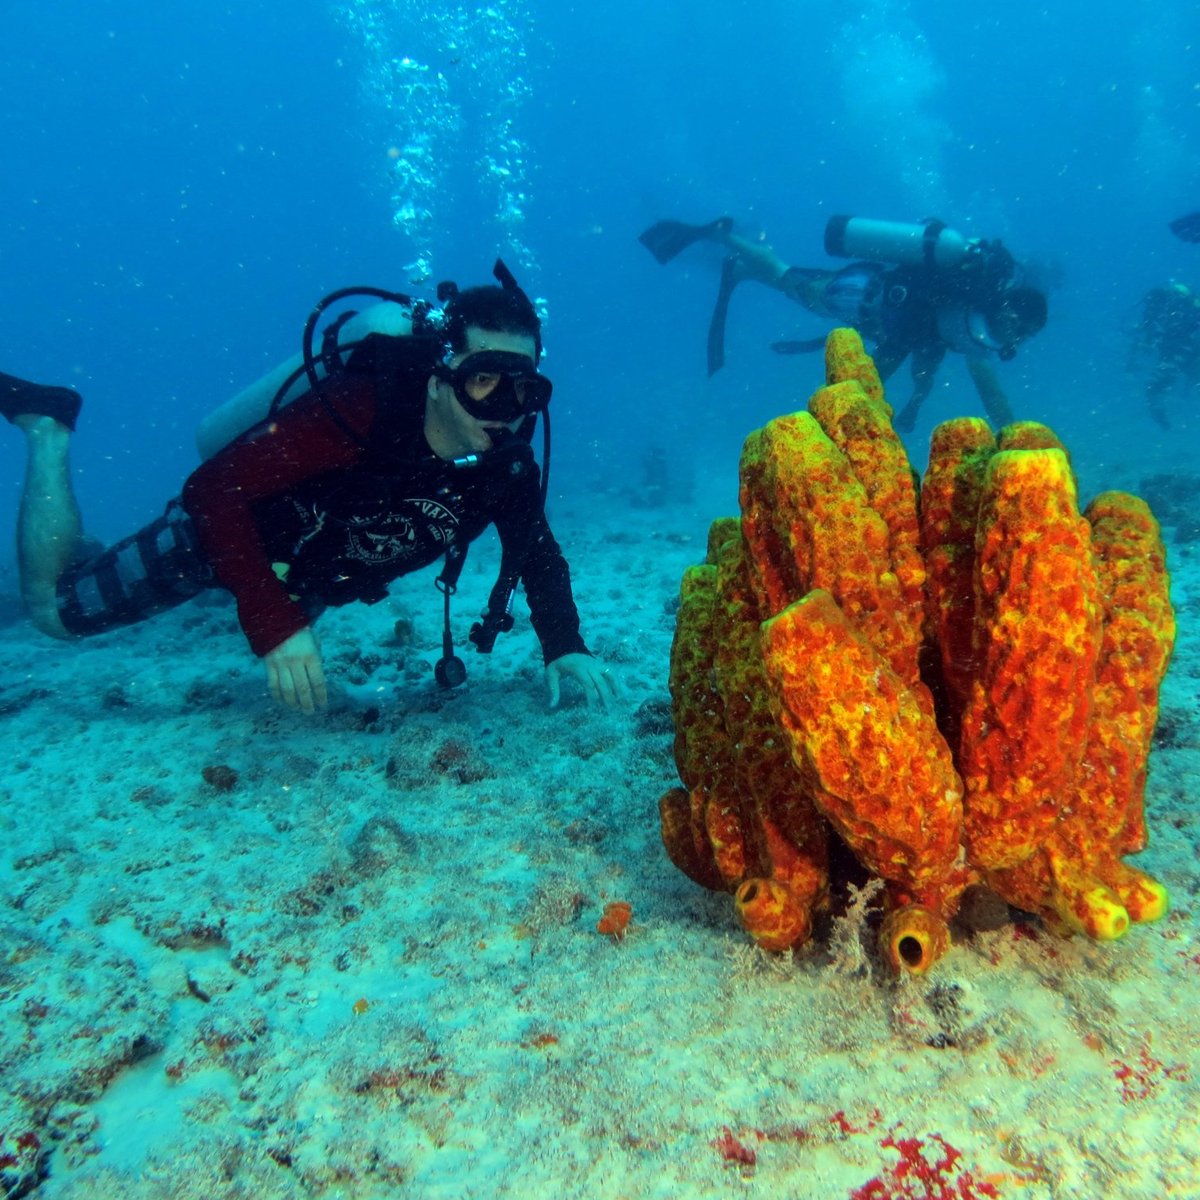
[55,358,587,664]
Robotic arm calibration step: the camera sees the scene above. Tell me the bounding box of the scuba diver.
[1,263,617,713]
[639,214,1048,432]
[1170,212,1200,243]
[1127,281,1200,429]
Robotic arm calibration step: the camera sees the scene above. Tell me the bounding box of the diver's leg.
[13,415,83,637]
[1145,366,1173,429]
[871,342,907,383]
[893,346,942,432]
[778,267,836,314]
[965,356,1015,427]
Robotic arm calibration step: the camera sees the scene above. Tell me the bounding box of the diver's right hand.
[264,626,328,713]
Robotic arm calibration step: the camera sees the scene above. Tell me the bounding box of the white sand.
[2,484,1199,1200]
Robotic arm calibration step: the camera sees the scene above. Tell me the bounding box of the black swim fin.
[770,337,827,356]
[638,216,734,265]
[1170,212,1200,243]
[0,370,82,431]
[706,254,745,375]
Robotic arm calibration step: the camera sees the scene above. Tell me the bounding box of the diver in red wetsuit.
[2,264,616,713]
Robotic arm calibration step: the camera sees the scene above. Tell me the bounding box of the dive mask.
[435,350,553,422]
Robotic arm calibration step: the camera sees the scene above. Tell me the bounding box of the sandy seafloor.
[1,442,1199,1200]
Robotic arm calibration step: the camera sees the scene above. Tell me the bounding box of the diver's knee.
[780,268,824,310]
[70,534,105,566]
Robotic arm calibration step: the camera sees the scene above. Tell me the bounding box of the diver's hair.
[443,285,542,359]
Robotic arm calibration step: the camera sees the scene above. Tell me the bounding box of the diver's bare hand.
[264,627,328,713]
[546,652,619,710]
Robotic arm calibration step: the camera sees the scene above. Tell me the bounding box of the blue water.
[1,0,1197,548]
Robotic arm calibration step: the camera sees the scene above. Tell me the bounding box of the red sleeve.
[181,378,378,657]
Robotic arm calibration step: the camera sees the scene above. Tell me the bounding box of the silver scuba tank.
[195,300,416,460]
[824,215,973,270]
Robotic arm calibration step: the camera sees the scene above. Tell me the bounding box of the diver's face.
[424,326,537,459]
[987,298,1042,351]
[986,288,1046,351]
[987,305,1025,348]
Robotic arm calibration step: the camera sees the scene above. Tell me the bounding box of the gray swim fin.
[639,216,734,265]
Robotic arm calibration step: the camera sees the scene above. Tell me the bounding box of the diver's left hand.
[545,653,619,710]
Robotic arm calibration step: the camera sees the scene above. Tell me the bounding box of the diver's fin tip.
[638,215,737,264]
[637,219,699,264]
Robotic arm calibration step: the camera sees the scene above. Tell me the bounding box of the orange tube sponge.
[706,515,742,564]
[748,795,828,915]
[1100,862,1168,924]
[988,848,1131,940]
[997,420,1069,454]
[662,524,830,917]
[738,412,917,683]
[762,589,963,896]
[808,378,926,688]
[737,414,837,617]
[710,531,768,762]
[823,326,887,407]
[659,787,724,892]
[703,791,756,886]
[657,331,1176,970]
[735,878,814,952]
[989,843,1164,940]
[662,561,753,893]
[668,564,732,794]
[1082,491,1176,854]
[710,535,830,918]
[919,418,996,712]
[983,490,1175,934]
[880,905,952,975]
[957,449,1104,870]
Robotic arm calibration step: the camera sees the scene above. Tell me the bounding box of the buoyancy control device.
[196,290,438,460]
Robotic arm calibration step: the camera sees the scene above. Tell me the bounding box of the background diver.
[639,214,1048,432]
[1170,212,1200,243]
[1127,280,1200,429]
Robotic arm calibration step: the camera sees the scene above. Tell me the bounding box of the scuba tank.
[824,215,973,270]
[825,215,1021,299]
[196,296,428,460]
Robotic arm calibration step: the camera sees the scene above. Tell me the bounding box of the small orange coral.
[596,901,633,940]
